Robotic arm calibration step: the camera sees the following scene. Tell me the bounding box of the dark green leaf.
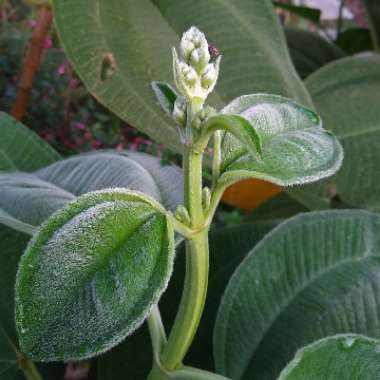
[97,222,276,379]
[290,55,380,211]
[244,193,309,223]
[336,28,374,55]
[285,28,345,79]
[274,2,321,23]
[16,189,174,361]
[279,334,380,380]
[52,0,312,153]
[214,210,380,380]
[219,94,342,187]
[0,112,60,172]
[363,0,380,50]
[151,81,178,117]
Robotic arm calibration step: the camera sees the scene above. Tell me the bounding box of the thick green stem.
[161,146,208,370]
[148,142,209,380]
[148,305,167,356]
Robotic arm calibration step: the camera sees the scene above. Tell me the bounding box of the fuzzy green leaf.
[200,114,262,156]
[219,94,343,187]
[214,210,380,380]
[0,112,60,172]
[15,189,174,361]
[151,81,178,117]
[278,334,380,380]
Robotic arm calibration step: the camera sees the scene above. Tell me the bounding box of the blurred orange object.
[222,179,282,210]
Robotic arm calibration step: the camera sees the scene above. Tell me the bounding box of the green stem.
[160,146,209,370]
[18,355,43,380]
[171,366,231,380]
[212,131,222,188]
[147,305,167,356]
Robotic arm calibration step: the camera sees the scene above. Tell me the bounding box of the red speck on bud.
[208,43,220,59]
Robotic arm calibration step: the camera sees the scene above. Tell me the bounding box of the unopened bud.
[172,96,186,127]
[202,187,211,211]
[192,106,216,130]
[175,205,191,226]
[201,56,221,92]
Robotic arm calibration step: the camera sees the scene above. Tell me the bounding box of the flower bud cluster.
[173,26,221,104]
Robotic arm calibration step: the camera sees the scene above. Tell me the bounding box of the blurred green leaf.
[0,112,60,172]
[290,55,380,212]
[285,28,345,79]
[273,2,321,23]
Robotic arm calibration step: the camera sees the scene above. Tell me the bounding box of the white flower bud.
[180,26,209,62]
[201,56,221,94]
[172,96,186,127]
[173,27,221,102]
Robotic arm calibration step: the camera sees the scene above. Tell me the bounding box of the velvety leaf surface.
[214,210,380,380]
[290,55,380,211]
[0,112,60,172]
[219,94,343,187]
[96,222,276,379]
[278,334,380,380]
[16,189,174,361]
[285,28,345,79]
[52,0,312,153]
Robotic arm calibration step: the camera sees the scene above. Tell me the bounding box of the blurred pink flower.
[346,0,368,27]
[43,36,53,50]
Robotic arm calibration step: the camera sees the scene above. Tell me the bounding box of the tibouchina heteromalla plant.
[15,27,343,380]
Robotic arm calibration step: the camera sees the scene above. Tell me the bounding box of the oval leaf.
[219,94,343,187]
[15,189,174,361]
[279,334,380,380]
[214,210,380,380]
